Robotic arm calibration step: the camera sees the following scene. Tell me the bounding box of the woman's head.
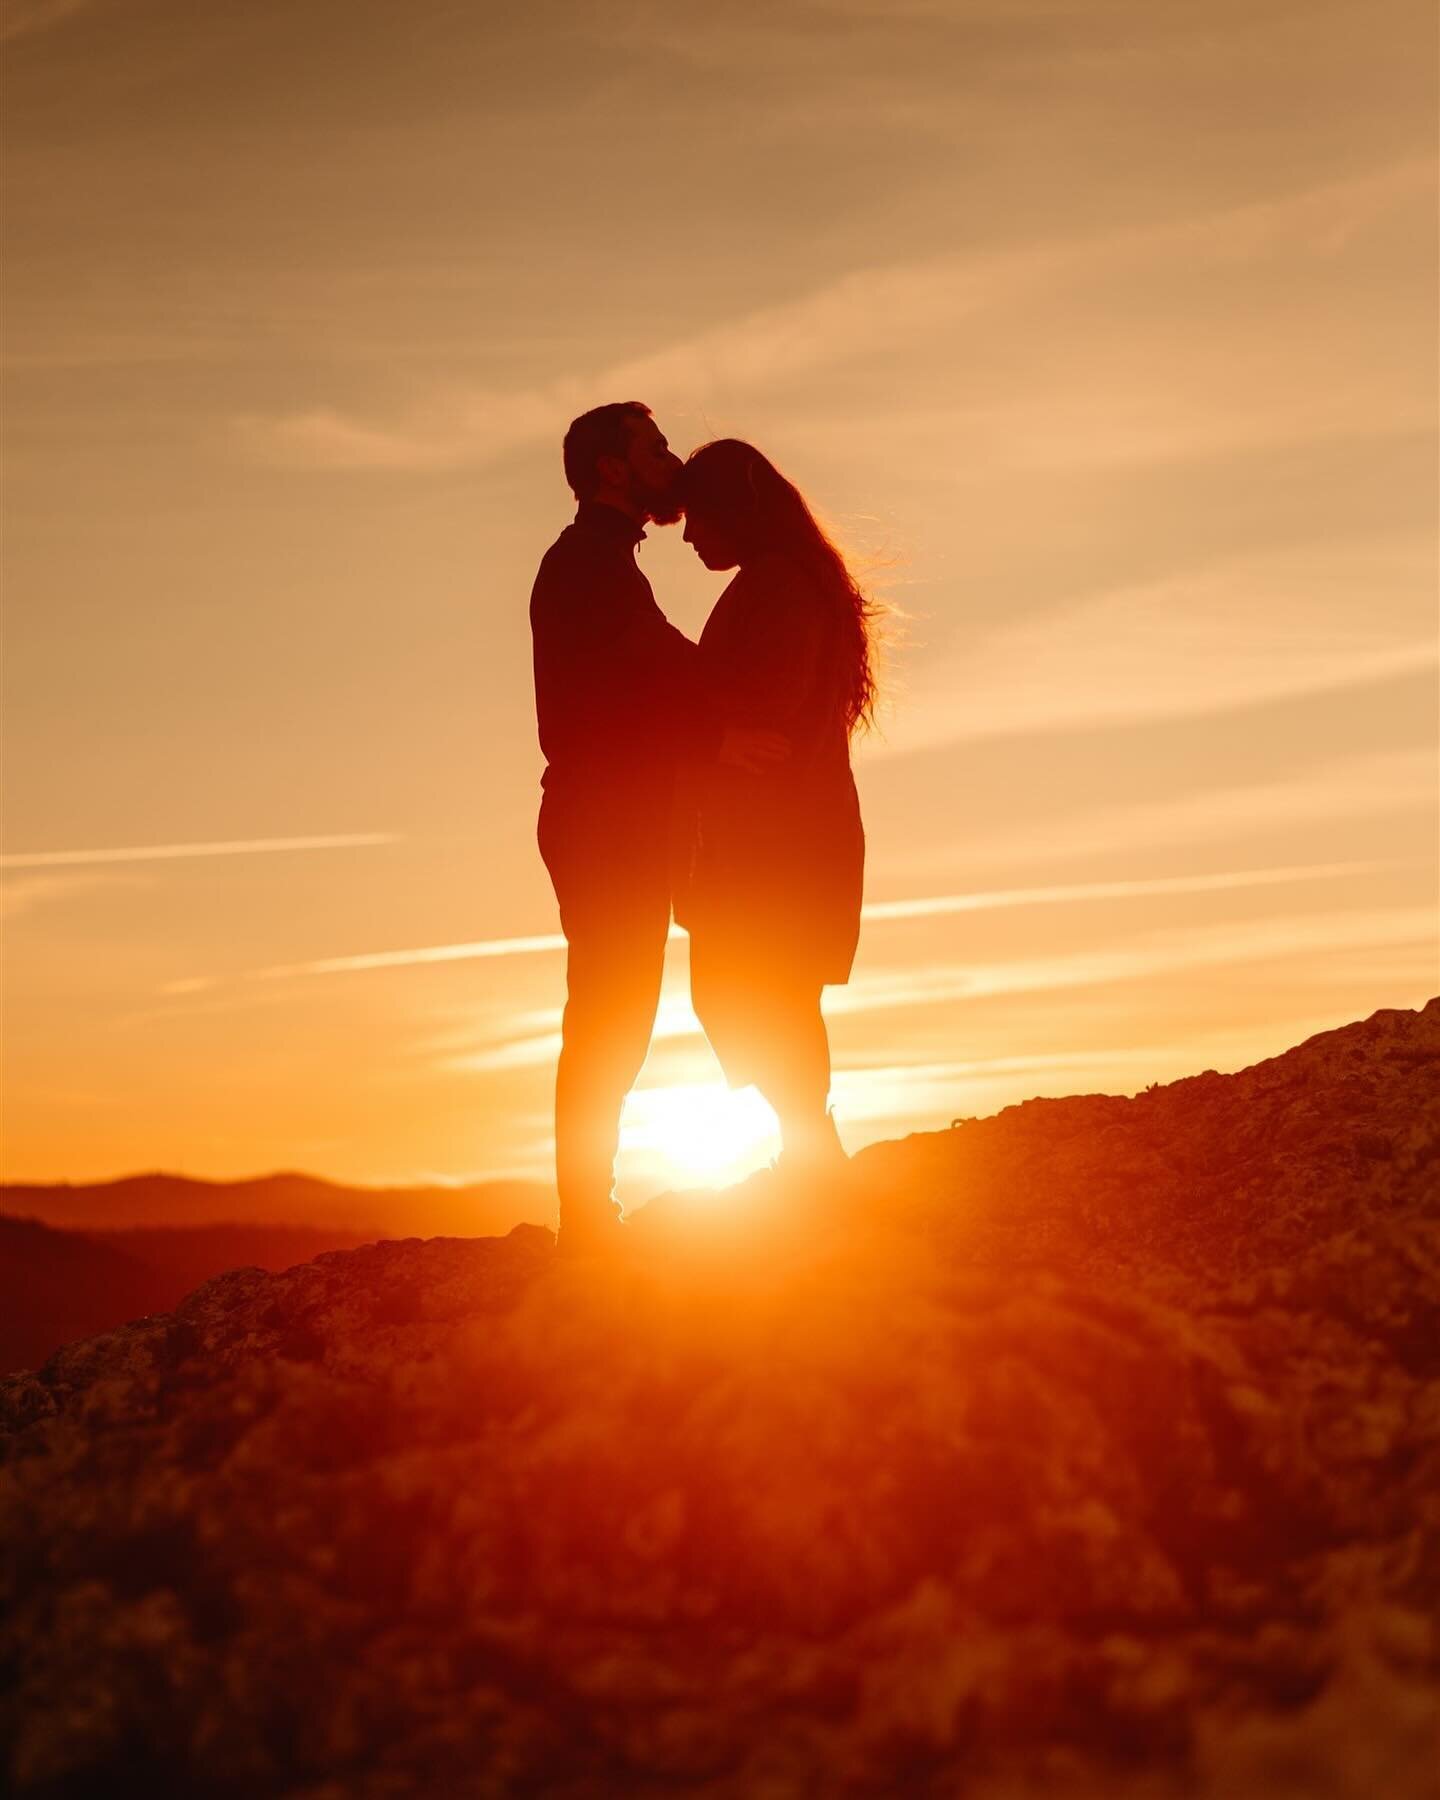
[680,439,879,734]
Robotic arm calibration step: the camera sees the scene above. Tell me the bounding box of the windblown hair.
[681,439,879,735]
[562,401,652,502]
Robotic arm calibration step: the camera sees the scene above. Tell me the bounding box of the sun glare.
[619,1082,780,1190]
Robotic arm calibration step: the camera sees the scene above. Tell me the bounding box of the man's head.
[562,402,683,525]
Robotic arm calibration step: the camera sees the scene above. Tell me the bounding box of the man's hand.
[718,725,790,774]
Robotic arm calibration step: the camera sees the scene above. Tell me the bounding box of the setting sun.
[618,1082,781,1191]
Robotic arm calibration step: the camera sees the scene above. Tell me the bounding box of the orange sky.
[2,0,1436,1203]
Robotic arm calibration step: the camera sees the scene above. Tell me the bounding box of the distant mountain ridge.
[0,1174,554,1373]
[0,1170,552,1237]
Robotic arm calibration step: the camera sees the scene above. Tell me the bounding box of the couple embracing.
[530,402,877,1256]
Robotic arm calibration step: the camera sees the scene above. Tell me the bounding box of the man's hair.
[562,401,652,501]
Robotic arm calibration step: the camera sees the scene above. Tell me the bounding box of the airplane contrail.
[860,859,1401,921]
[1,832,399,870]
[157,858,1402,997]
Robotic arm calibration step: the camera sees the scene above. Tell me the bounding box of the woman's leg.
[751,979,841,1164]
[691,931,843,1167]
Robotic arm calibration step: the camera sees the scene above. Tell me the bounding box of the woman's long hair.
[681,439,879,735]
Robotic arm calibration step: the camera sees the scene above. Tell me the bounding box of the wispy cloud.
[161,927,568,997]
[548,901,1436,1074]
[828,1049,1165,1126]
[418,872,1428,1077]
[863,859,1408,922]
[439,1028,564,1076]
[0,870,150,921]
[888,746,1437,880]
[0,832,399,870]
[237,157,1431,472]
[237,256,956,470]
[160,857,1390,1001]
[880,534,1437,756]
[827,904,1436,1021]
[823,1003,1404,1127]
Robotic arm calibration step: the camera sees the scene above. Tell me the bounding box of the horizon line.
[9,991,1430,1191]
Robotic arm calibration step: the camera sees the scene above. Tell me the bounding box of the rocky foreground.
[3,1003,1438,1798]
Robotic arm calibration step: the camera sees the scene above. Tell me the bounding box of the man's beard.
[639,472,684,527]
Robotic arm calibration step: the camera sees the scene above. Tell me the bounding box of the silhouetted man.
[530,402,781,1256]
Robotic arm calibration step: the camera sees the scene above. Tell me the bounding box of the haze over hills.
[0,1217,388,1375]
[0,1175,554,1371]
[0,1172,552,1237]
[3,1000,1436,1796]
[0,1217,179,1379]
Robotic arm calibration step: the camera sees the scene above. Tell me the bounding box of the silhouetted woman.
[677,439,876,1174]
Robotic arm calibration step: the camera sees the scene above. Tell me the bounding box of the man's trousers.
[538,789,670,1231]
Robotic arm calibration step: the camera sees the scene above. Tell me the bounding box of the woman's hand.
[718,725,790,774]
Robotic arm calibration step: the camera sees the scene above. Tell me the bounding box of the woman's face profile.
[682,509,741,572]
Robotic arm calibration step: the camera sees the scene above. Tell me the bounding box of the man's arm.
[617,597,788,772]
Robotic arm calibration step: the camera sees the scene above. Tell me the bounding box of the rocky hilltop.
[3,1001,1438,1797]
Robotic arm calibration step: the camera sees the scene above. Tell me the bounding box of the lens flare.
[618,1082,780,1189]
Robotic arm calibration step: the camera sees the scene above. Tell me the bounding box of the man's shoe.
[777,1110,849,1186]
[554,1207,628,1260]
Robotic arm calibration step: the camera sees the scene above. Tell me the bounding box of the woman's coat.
[674,549,865,986]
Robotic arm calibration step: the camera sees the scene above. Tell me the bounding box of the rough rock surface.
[3,1001,1438,1797]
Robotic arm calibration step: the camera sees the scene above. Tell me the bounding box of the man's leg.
[553,906,668,1236]
[539,791,671,1245]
